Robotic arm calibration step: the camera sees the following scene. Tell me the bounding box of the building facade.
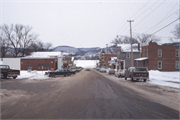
[137,42,179,71]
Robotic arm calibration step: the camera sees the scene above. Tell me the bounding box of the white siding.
[2,58,21,70]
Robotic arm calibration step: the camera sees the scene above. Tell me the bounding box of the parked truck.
[125,67,149,82]
[0,65,20,79]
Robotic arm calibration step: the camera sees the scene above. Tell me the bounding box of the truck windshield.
[0,65,9,69]
[135,68,147,71]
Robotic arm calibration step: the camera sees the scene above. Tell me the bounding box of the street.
[1,69,179,119]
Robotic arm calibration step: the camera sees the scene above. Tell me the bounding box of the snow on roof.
[23,52,67,58]
[111,57,117,61]
[117,44,140,52]
[134,57,148,61]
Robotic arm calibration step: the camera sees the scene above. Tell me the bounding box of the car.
[108,69,115,74]
[86,68,91,71]
[96,68,100,71]
[45,69,76,77]
[70,67,82,72]
[99,68,106,73]
[124,67,149,82]
[115,69,126,77]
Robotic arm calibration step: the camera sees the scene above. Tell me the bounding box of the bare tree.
[135,34,161,43]
[0,31,10,57]
[0,24,38,57]
[111,35,138,45]
[169,24,180,42]
[43,42,53,51]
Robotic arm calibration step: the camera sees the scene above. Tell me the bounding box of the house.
[99,50,117,68]
[135,41,179,71]
[21,51,64,71]
[116,43,141,70]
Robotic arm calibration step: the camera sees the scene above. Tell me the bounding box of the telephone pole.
[127,20,134,67]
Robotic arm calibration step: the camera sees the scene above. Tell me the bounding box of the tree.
[111,35,138,45]
[0,24,38,57]
[135,34,161,43]
[0,31,10,57]
[169,24,180,42]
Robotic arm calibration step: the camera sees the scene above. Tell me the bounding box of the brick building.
[135,41,179,71]
[21,51,64,71]
[99,50,117,68]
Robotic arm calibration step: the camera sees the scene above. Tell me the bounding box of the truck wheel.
[131,77,134,82]
[144,79,147,82]
[125,77,127,80]
[3,75,7,79]
[13,76,17,79]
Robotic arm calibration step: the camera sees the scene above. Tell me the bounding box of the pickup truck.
[125,67,149,82]
[0,65,20,79]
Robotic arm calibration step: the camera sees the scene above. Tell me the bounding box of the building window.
[143,49,145,57]
[38,63,40,69]
[47,63,49,69]
[41,63,43,69]
[44,63,46,69]
[175,61,179,69]
[28,66,33,70]
[158,49,162,58]
[175,49,179,57]
[147,49,148,57]
[158,61,162,69]
[126,52,130,58]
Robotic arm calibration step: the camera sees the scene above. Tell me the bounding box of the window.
[38,63,40,69]
[158,61,162,69]
[41,63,43,69]
[28,66,33,70]
[175,61,179,69]
[126,52,130,58]
[44,63,46,69]
[175,49,179,57]
[147,49,148,57]
[47,63,49,69]
[158,49,162,57]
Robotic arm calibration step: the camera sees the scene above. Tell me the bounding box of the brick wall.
[21,58,58,71]
[142,42,179,71]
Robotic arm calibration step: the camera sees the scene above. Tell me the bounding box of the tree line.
[0,24,53,58]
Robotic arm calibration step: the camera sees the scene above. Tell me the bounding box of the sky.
[0,0,179,48]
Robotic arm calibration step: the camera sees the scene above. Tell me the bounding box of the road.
[1,69,179,119]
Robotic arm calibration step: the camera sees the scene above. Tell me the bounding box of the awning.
[134,57,148,61]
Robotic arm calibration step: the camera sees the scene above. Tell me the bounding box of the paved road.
[1,69,179,119]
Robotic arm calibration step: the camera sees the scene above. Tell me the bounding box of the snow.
[74,60,99,68]
[17,71,49,80]
[23,51,68,58]
[134,57,148,61]
[148,70,180,89]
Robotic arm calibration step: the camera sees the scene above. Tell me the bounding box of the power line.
[144,9,179,33]
[116,0,152,36]
[152,17,180,35]
[133,0,166,28]
[145,3,178,33]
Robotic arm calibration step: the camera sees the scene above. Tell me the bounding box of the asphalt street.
[1,69,179,119]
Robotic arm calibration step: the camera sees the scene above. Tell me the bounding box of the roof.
[134,57,148,61]
[23,51,66,58]
[162,42,179,46]
[117,44,140,52]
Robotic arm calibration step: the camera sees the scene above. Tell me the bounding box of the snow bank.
[74,60,99,68]
[148,70,180,89]
[17,71,49,80]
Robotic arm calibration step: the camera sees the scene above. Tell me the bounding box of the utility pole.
[127,20,134,67]
[106,44,108,69]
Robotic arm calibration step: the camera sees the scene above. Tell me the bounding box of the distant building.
[135,41,179,71]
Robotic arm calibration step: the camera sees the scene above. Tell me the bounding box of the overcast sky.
[1,0,179,48]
